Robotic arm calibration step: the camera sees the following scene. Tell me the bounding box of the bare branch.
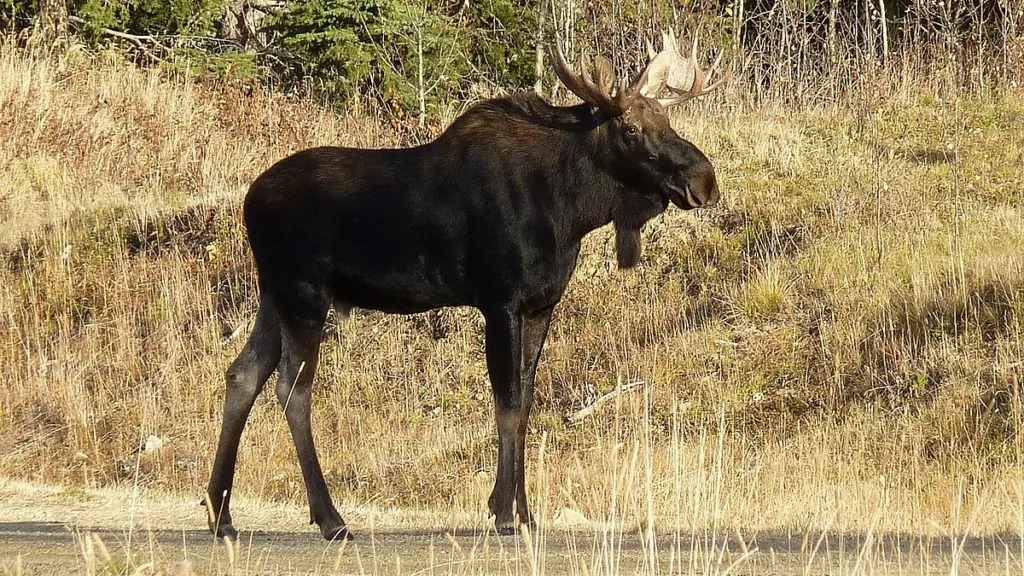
[67,15,168,62]
[566,380,647,426]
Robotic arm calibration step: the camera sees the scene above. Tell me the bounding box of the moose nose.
[687,165,719,208]
[704,181,721,207]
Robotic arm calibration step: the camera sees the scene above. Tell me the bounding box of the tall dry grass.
[0,29,1022,551]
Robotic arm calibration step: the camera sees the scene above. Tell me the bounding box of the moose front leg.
[483,306,554,534]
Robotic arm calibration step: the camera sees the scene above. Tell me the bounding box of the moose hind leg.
[275,313,351,542]
[206,296,282,540]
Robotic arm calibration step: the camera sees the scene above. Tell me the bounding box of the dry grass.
[1,35,1023,574]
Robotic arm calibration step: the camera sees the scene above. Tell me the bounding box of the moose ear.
[614,226,642,269]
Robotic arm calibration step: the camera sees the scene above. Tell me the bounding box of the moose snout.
[703,179,721,207]
[667,164,720,210]
[687,162,720,208]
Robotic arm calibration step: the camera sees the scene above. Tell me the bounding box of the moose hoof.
[214,523,238,541]
[322,523,353,542]
[494,517,535,536]
[496,524,517,536]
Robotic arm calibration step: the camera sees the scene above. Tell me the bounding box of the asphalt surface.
[1,481,1021,574]
[4,521,1024,575]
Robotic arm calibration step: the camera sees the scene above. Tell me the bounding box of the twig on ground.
[567,379,647,426]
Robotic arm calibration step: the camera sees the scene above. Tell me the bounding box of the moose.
[204,29,730,541]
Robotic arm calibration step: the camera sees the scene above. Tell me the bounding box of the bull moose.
[205,29,730,541]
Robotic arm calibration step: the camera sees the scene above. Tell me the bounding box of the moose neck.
[551,120,615,235]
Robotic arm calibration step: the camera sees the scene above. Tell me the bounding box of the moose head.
[549,28,731,268]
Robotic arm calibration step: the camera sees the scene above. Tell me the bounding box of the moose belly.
[328,257,468,315]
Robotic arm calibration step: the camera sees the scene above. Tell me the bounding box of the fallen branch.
[67,15,168,62]
[566,379,647,426]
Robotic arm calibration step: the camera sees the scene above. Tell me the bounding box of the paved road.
[4,520,1023,575]
[1,481,1021,574]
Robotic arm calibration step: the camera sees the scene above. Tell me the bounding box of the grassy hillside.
[1,42,1023,538]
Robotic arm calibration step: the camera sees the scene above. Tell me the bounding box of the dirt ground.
[1,480,1021,575]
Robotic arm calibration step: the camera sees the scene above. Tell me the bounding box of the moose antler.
[550,40,652,116]
[641,27,731,108]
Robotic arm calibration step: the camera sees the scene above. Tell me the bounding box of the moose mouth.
[664,180,701,210]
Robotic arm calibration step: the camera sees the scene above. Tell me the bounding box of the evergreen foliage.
[264,0,538,109]
[0,0,1019,113]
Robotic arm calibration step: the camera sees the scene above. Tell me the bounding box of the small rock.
[143,435,165,454]
[552,507,589,528]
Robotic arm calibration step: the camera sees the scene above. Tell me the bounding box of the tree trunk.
[877,0,889,65]
[534,1,547,96]
[863,0,875,66]
[33,0,68,48]
[220,0,279,50]
[827,0,838,66]
[220,0,250,45]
